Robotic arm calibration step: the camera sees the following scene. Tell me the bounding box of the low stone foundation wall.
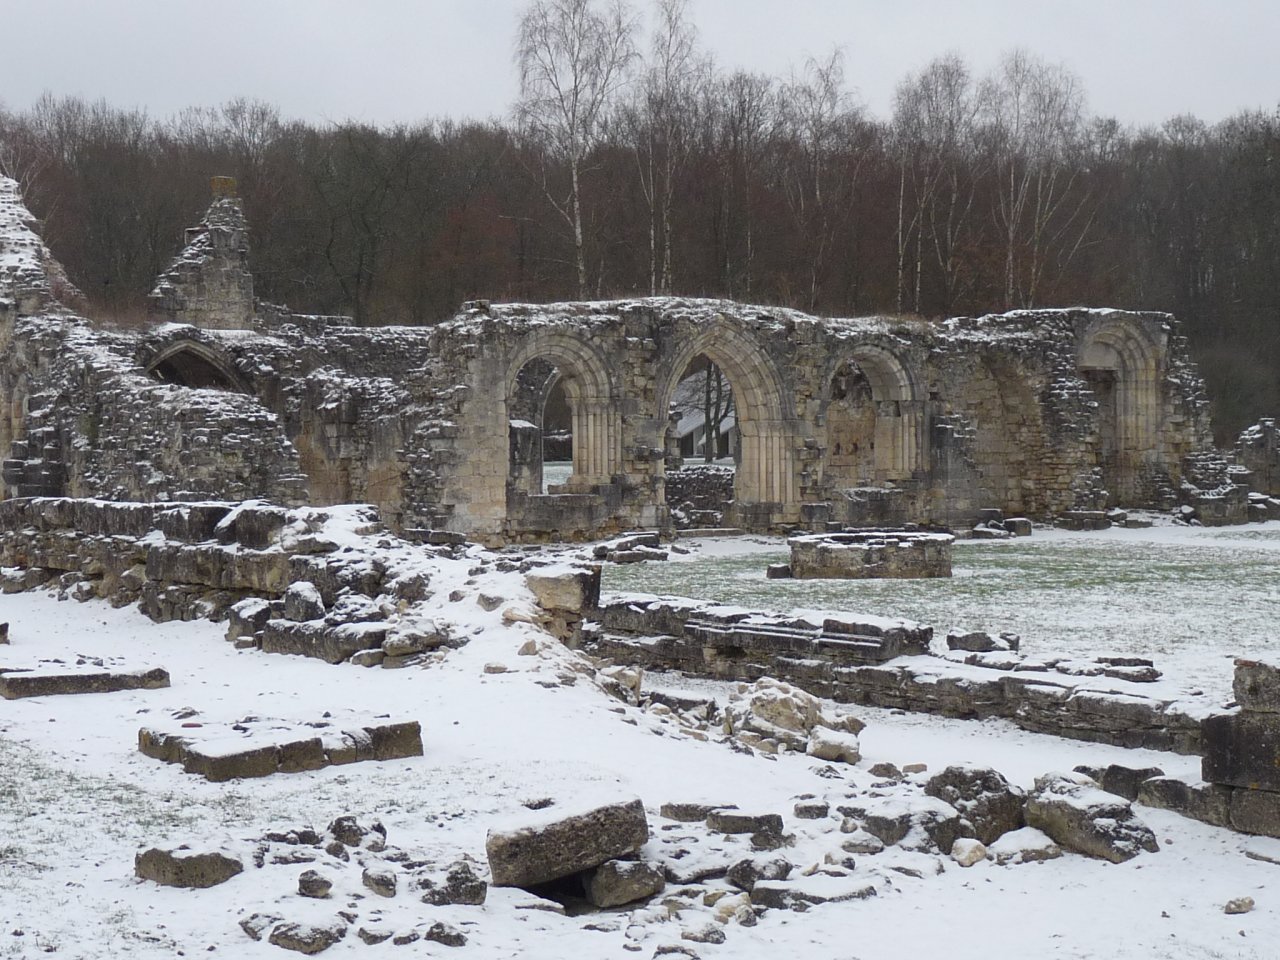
[787,530,954,579]
[664,464,734,528]
[590,594,1205,755]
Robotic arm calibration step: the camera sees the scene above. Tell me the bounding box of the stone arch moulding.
[658,320,800,516]
[1077,317,1165,503]
[504,330,621,488]
[144,340,252,394]
[821,343,926,484]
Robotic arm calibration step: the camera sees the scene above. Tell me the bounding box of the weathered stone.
[362,864,397,897]
[946,630,1020,653]
[418,859,488,906]
[284,581,326,621]
[486,796,649,887]
[1225,896,1256,915]
[240,913,281,941]
[806,726,861,764]
[951,837,987,866]
[268,920,346,955]
[705,811,784,836]
[725,855,792,893]
[1229,788,1280,838]
[425,921,467,947]
[924,765,1026,845]
[0,665,169,699]
[297,869,333,898]
[988,827,1063,865]
[584,859,666,907]
[1234,658,1280,713]
[789,531,953,580]
[1137,777,1232,828]
[750,875,877,911]
[660,802,734,822]
[1202,712,1280,792]
[1025,773,1159,863]
[793,799,830,819]
[525,565,601,613]
[135,844,243,888]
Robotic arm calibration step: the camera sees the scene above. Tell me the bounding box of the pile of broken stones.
[133,671,1171,955]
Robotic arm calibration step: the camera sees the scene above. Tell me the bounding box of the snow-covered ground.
[1,523,1276,959]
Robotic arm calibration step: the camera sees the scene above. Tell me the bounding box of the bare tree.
[628,0,706,294]
[892,53,982,313]
[515,0,636,297]
[776,50,866,310]
[981,50,1091,308]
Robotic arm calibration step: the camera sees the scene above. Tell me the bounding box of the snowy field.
[605,521,1280,703]
[0,523,1277,959]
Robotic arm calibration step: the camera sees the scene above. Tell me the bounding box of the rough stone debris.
[0,175,1268,546]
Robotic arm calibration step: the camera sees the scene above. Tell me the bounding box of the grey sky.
[4,0,1277,127]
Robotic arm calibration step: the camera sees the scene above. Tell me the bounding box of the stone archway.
[1078,318,1164,503]
[659,322,796,524]
[823,344,924,485]
[145,341,250,393]
[504,332,620,496]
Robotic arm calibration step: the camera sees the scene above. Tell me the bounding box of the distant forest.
[0,0,1277,441]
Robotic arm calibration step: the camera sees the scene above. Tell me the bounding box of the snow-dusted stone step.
[138,713,421,781]
[0,662,169,699]
[485,795,649,888]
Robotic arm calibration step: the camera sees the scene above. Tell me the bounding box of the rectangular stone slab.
[138,717,421,781]
[0,665,169,699]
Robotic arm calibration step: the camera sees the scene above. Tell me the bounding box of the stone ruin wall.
[0,176,1255,543]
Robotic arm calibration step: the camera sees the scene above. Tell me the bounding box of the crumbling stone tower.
[147,176,255,329]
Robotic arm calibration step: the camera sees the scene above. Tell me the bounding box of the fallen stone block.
[486,796,649,888]
[135,843,244,888]
[267,920,346,955]
[750,875,877,911]
[1025,772,1159,863]
[583,858,666,907]
[0,664,169,699]
[525,565,601,614]
[924,765,1025,845]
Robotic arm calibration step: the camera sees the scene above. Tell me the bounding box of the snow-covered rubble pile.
[723,677,865,760]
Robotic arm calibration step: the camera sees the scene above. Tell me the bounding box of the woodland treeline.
[0,0,1277,439]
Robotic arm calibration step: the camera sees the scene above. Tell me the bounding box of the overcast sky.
[4,0,1277,128]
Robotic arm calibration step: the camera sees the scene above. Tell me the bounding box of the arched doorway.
[658,324,796,528]
[504,333,619,519]
[1078,320,1163,504]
